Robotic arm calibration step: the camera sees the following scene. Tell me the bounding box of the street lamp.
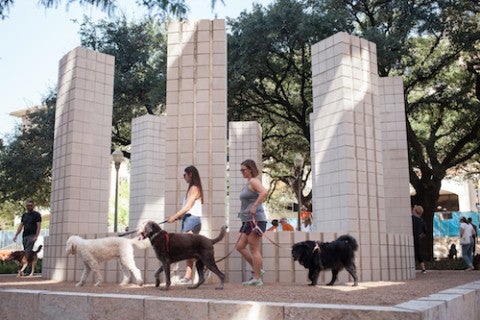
[294,153,304,231]
[112,149,124,232]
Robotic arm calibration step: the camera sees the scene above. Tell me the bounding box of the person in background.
[411,205,427,274]
[301,216,312,232]
[467,217,477,255]
[236,159,268,286]
[267,219,279,232]
[167,165,204,284]
[13,199,42,251]
[279,217,294,231]
[300,205,313,223]
[460,216,476,271]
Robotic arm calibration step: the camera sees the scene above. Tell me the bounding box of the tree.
[0,0,223,20]
[0,93,56,207]
[227,0,352,210]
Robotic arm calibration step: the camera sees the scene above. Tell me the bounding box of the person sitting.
[267,219,279,232]
[279,218,294,231]
[301,216,312,232]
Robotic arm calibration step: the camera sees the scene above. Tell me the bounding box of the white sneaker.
[178,277,192,284]
[242,278,263,286]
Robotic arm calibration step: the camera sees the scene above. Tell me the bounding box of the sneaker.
[178,277,192,284]
[242,278,263,286]
[465,267,474,271]
[421,269,427,274]
[250,269,266,280]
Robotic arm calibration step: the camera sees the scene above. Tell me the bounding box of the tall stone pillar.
[165,20,228,237]
[129,114,166,230]
[43,47,115,281]
[378,77,412,236]
[310,33,413,281]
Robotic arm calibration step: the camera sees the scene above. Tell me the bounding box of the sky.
[0,0,273,139]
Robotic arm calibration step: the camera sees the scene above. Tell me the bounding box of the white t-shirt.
[183,196,202,217]
[461,222,474,240]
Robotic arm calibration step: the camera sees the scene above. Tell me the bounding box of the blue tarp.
[433,211,479,237]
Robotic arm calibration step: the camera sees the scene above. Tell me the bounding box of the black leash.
[117,219,168,237]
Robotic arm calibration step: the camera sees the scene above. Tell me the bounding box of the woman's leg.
[462,244,471,267]
[467,242,474,267]
[247,232,263,279]
[183,230,195,280]
[236,233,253,267]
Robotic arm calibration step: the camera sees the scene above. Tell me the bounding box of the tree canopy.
[0,93,56,207]
[0,0,223,20]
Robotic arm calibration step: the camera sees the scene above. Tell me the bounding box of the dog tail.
[336,235,358,251]
[34,245,43,253]
[212,225,228,244]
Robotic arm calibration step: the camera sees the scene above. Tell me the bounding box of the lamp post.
[474,176,480,213]
[112,149,124,232]
[294,153,304,231]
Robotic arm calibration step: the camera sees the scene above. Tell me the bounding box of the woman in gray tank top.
[236,159,268,286]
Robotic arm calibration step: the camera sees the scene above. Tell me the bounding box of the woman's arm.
[248,178,268,214]
[168,186,200,223]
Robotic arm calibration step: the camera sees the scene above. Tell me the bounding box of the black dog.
[448,243,457,259]
[5,245,43,277]
[292,235,358,286]
[139,220,227,290]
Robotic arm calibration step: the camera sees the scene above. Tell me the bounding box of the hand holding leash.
[167,215,180,223]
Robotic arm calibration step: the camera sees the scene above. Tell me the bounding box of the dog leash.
[250,216,281,248]
[117,219,168,237]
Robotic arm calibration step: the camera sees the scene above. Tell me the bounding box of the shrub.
[0,259,42,274]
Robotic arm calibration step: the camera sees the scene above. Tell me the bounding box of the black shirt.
[21,210,42,237]
[412,215,427,242]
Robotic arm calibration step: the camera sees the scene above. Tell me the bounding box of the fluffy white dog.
[66,235,150,287]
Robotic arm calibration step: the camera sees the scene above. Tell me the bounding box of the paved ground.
[1,270,479,306]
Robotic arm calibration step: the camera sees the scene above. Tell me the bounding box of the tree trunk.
[411,173,443,261]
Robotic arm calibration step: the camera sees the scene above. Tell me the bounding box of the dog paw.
[137,280,144,286]
[75,282,84,287]
[94,282,102,287]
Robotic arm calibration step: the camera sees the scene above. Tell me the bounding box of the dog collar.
[149,232,160,243]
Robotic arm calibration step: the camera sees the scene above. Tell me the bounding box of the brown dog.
[5,245,43,277]
[138,220,227,290]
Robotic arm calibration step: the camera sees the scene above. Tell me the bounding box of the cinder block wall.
[62,230,411,286]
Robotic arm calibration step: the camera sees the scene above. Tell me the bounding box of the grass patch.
[0,259,42,274]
